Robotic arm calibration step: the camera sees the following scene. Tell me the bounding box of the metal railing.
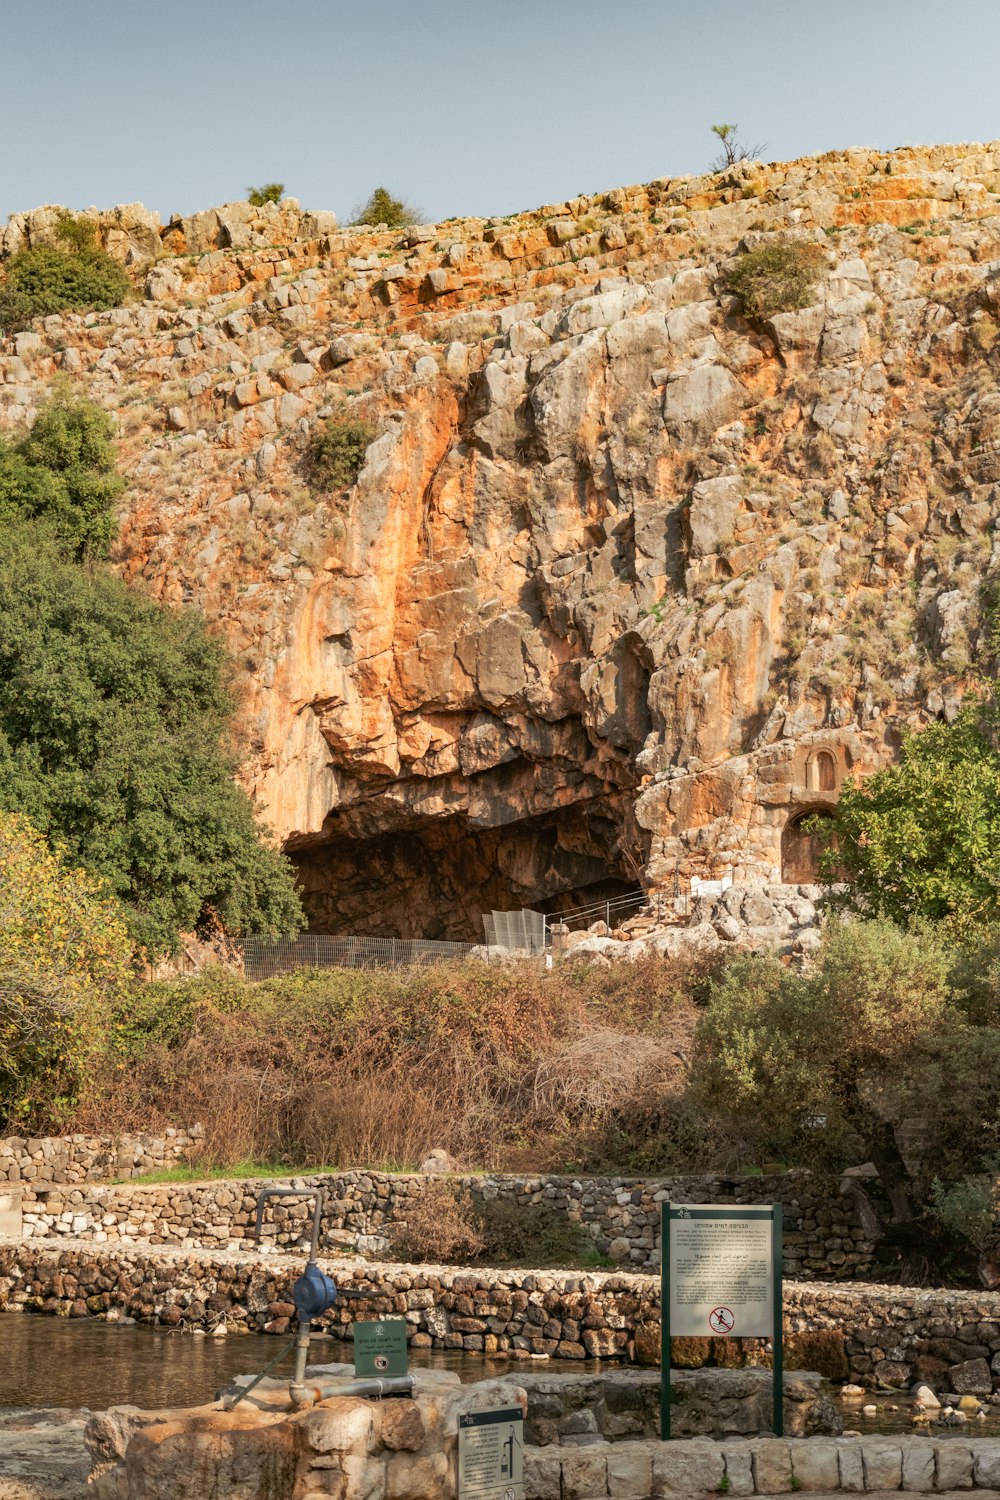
[544,888,650,935]
[241,934,482,981]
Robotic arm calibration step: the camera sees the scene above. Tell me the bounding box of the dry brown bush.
[72,954,709,1173]
[388,1181,485,1263]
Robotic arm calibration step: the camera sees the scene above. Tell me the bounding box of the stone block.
[972,1445,1000,1488]
[720,1443,754,1496]
[523,1446,561,1500]
[837,1440,865,1492]
[606,1441,653,1498]
[304,1400,376,1455]
[651,1440,725,1496]
[750,1439,792,1493]
[861,1440,902,1490]
[559,1446,609,1500]
[933,1442,973,1489]
[384,1451,447,1500]
[790,1438,839,1490]
[901,1441,935,1491]
[949,1358,992,1395]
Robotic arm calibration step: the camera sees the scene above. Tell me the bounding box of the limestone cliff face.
[5,145,1000,935]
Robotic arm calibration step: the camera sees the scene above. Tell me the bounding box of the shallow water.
[3,1313,998,1442]
[0,1314,562,1412]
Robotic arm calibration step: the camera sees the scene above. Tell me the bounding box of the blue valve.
[293,1262,338,1322]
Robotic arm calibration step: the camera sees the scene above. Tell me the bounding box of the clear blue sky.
[5,0,1000,226]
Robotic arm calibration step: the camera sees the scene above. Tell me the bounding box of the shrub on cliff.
[0,214,130,333]
[724,239,824,321]
[349,186,422,229]
[0,392,124,558]
[247,183,285,206]
[308,411,376,491]
[820,700,1000,933]
[0,524,303,957]
[0,810,132,1127]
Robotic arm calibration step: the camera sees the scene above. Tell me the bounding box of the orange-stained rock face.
[3,142,1000,935]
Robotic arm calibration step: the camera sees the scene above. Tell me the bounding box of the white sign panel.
[458,1406,524,1500]
[668,1205,774,1337]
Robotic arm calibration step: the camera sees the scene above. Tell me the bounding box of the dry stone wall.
[6,1240,1000,1394]
[11,1165,879,1279]
[0,1128,200,1187]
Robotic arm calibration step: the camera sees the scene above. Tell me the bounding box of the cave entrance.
[289,798,635,941]
[781,808,833,884]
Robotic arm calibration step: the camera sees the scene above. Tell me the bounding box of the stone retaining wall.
[6,1240,1000,1394]
[12,1165,880,1278]
[0,1128,200,1186]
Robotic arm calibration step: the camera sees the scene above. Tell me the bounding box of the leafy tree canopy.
[0,809,133,1126]
[247,183,285,206]
[350,186,422,229]
[0,524,303,957]
[0,213,130,333]
[822,701,1000,932]
[0,392,124,558]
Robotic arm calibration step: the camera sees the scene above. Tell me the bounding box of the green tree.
[247,183,285,206]
[0,213,130,333]
[350,186,422,229]
[0,392,125,558]
[822,702,1000,932]
[0,810,133,1126]
[0,524,303,957]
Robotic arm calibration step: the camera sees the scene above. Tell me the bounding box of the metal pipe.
[254,1187,324,1263]
[289,1375,417,1408]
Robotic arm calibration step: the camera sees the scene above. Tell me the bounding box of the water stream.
[3,1313,999,1442]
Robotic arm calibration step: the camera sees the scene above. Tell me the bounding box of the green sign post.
[353,1317,409,1377]
[660,1203,783,1440]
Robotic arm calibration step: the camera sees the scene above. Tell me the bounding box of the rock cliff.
[4,144,1000,937]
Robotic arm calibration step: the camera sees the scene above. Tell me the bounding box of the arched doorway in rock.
[805,748,837,792]
[781,808,834,884]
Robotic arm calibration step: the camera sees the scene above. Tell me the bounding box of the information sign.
[660,1203,782,1441]
[457,1407,524,1500]
[353,1318,408,1377]
[668,1205,775,1337]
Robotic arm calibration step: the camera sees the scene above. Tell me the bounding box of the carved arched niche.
[805,748,838,793]
[781,808,834,884]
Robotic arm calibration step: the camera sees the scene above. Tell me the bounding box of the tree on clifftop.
[350,186,422,229]
[0,524,303,958]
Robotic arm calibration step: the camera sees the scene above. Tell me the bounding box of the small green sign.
[353,1318,409,1377]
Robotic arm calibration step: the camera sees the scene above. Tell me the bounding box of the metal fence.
[481,907,547,954]
[241,933,482,981]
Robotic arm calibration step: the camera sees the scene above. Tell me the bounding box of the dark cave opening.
[290,799,635,941]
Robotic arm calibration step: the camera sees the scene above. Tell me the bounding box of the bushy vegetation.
[0,392,124,558]
[0,214,130,333]
[724,239,825,321]
[0,523,302,958]
[350,186,422,229]
[820,701,1000,932]
[69,955,702,1170]
[56,915,1000,1279]
[389,1180,612,1267]
[247,183,285,207]
[308,411,376,491]
[0,810,132,1124]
